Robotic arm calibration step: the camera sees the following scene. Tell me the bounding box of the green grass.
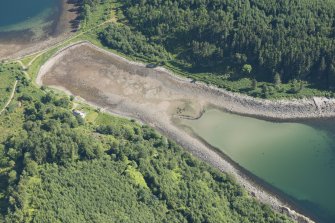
[125,165,149,188]
[0,63,29,142]
[20,55,36,67]
[26,37,82,81]
[0,107,23,142]
[180,73,333,99]
[85,111,99,123]
[95,112,134,127]
[81,0,115,30]
[0,64,18,108]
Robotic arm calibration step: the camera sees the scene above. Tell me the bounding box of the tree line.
[116,0,335,89]
[0,64,293,222]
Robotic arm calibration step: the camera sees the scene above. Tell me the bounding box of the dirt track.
[37,42,316,223]
[0,80,17,115]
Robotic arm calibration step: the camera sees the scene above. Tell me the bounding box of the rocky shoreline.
[36,41,324,223]
[88,41,335,121]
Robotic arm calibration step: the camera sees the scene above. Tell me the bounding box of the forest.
[94,0,335,98]
[3,0,331,221]
[121,0,335,86]
[0,63,293,222]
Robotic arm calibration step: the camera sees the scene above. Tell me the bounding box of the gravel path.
[0,80,17,115]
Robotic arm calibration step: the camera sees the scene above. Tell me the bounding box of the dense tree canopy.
[0,64,293,222]
[4,114,293,222]
[116,0,335,88]
[99,24,169,61]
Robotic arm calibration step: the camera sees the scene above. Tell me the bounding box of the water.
[0,0,60,39]
[180,109,335,223]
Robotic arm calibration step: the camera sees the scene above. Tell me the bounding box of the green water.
[0,0,60,37]
[180,109,335,223]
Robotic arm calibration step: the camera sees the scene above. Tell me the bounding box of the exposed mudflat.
[37,42,316,223]
[0,0,79,60]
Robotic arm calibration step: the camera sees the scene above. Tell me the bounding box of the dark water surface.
[180,109,335,223]
[0,0,60,40]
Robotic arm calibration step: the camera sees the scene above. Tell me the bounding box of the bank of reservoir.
[180,109,335,223]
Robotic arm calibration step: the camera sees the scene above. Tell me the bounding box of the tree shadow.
[66,0,83,32]
[0,174,9,215]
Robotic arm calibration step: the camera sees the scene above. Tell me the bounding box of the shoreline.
[35,42,322,223]
[0,0,79,60]
[44,41,335,121]
[176,121,324,222]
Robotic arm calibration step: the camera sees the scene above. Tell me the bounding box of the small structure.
[146,63,157,68]
[73,109,86,118]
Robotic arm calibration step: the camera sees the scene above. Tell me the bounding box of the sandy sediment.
[40,41,335,121]
[0,0,79,60]
[36,42,322,223]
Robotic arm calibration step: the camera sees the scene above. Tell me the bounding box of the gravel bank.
[36,42,321,223]
[73,42,335,120]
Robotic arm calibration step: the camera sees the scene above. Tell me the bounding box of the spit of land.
[37,42,323,223]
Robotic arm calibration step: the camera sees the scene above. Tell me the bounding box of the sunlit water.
[180,109,335,223]
[0,0,60,39]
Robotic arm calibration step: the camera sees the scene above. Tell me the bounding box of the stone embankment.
[37,42,321,223]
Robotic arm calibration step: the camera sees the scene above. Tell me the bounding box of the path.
[0,80,18,115]
[1,11,117,116]
[24,18,115,67]
[37,42,315,223]
[0,6,316,221]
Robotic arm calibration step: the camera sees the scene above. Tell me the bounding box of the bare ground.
[37,42,319,223]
